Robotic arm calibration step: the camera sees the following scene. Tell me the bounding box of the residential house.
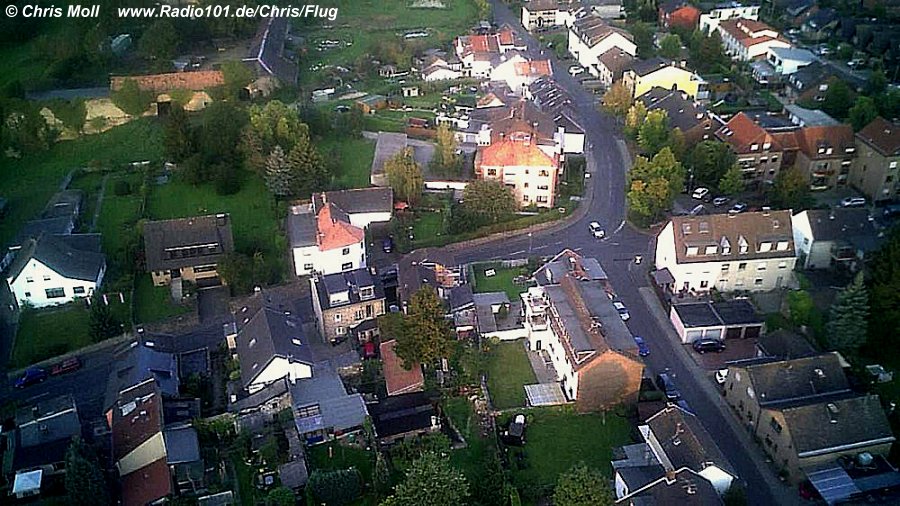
[751,46,816,85]
[784,104,839,128]
[718,19,790,61]
[1,189,83,271]
[699,2,760,35]
[235,303,314,394]
[8,395,81,493]
[311,268,386,345]
[6,233,105,308]
[397,248,463,307]
[143,214,234,287]
[592,0,625,19]
[422,63,463,82]
[459,96,583,155]
[669,299,764,344]
[370,132,442,188]
[615,468,724,505]
[455,28,526,78]
[521,0,568,31]
[610,443,665,500]
[715,112,786,184]
[785,62,836,103]
[475,139,560,208]
[381,339,424,396]
[794,124,856,191]
[288,199,366,277]
[568,15,637,77]
[723,354,895,482]
[792,208,882,271]
[640,405,737,495]
[369,392,440,444]
[659,1,701,30]
[850,117,900,202]
[523,250,643,411]
[655,210,796,294]
[312,188,393,229]
[290,364,367,444]
[473,291,527,340]
[800,7,838,42]
[621,58,709,101]
[596,48,635,88]
[244,16,299,85]
[490,54,553,95]
[104,341,181,412]
[639,87,719,145]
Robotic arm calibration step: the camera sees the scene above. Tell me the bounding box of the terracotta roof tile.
[121,458,172,506]
[316,203,364,251]
[478,139,557,167]
[380,340,424,396]
[514,60,552,77]
[110,70,225,93]
[857,117,900,156]
[716,112,777,152]
[795,124,854,158]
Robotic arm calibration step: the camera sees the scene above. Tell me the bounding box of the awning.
[805,466,861,505]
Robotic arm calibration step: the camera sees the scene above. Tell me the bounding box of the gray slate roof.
[287,205,317,248]
[236,305,314,388]
[743,353,850,407]
[163,424,201,464]
[7,233,105,283]
[782,394,894,457]
[291,364,367,434]
[314,268,384,311]
[645,405,735,476]
[804,208,881,249]
[639,87,712,134]
[11,216,74,248]
[143,214,234,272]
[313,188,393,215]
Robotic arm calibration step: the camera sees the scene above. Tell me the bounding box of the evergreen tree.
[471,447,509,506]
[718,165,745,195]
[373,451,394,499]
[659,34,682,59]
[65,437,110,506]
[826,272,869,354]
[553,464,614,506]
[848,96,878,132]
[264,145,294,198]
[868,227,900,351]
[163,104,193,162]
[89,299,120,342]
[287,140,330,198]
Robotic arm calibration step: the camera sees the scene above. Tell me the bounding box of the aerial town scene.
[0,0,899,504]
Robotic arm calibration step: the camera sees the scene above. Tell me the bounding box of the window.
[296,404,321,418]
[523,195,530,202]
[538,170,549,177]
[891,161,898,169]
[757,263,767,271]
[705,245,717,255]
[536,196,548,203]
[45,287,65,298]
[771,156,778,163]
[194,265,216,273]
[73,286,85,295]
[360,286,374,299]
[754,278,763,286]
[24,292,31,298]
[738,262,747,271]
[342,247,350,255]
[355,310,364,320]
[778,261,788,269]
[303,263,314,271]
[758,241,772,253]
[736,279,744,286]
[334,314,342,322]
[43,275,51,281]
[335,326,346,335]
[25,277,33,283]
[721,264,730,272]
[537,184,549,190]
[750,143,758,151]
[776,241,789,251]
[524,182,529,188]
[700,280,708,288]
[487,168,497,176]
[341,262,353,270]
[686,246,699,256]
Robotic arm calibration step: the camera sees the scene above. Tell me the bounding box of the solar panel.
[525,383,568,407]
[806,466,861,505]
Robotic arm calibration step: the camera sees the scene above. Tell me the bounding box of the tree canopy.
[385,147,424,206]
[685,140,737,189]
[602,81,633,117]
[65,437,110,506]
[553,464,614,506]
[867,227,900,354]
[381,452,469,506]
[768,167,812,211]
[626,147,685,224]
[718,165,745,196]
[386,287,454,368]
[826,272,869,354]
[821,79,853,120]
[659,34,683,59]
[848,96,878,132]
[459,179,517,224]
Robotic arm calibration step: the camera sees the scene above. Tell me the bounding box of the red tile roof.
[110,70,225,93]
[316,203,364,251]
[478,139,557,167]
[716,112,779,153]
[381,340,424,396]
[857,117,900,156]
[718,19,788,48]
[121,459,172,506]
[110,380,163,461]
[514,60,552,77]
[795,125,855,158]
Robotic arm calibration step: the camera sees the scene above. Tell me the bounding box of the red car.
[50,357,81,376]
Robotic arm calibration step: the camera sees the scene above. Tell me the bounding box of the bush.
[307,469,362,506]
[113,180,131,196]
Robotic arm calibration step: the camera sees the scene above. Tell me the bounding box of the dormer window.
[705,245,718,255]
[698,221,709,233]
[720,237,731,255]
[750,143,759,151]
[826,147,833,155]
[738,236,749,254]
[686,246,699,256]
[758,241,772,253]
[818,147,825,154]
[763,142,771,150]
[776,241,789,251]
[359,286,374,299]
[682,223,692,235]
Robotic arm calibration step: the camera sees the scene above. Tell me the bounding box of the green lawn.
[96,172,145,291]
[486,342,537,410]
[308,441,375,479]
[411,211,446,243]
[318,136,376,190]
[473,263,529,300]
[505,406,633,491]
[133,273,191,324]
[445,397,491,481]
[0,119,163,248]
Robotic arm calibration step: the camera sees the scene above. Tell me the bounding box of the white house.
[655,211,797,294]
[313,188,393,229]
[455,28,525,78]
[765,46,816,75]
[792,208,881,271]
[423,65,462,82]
[489,54,552,95]
[521,0,564,31]
[7,234,106,308]
[288,199,366,277]
[235,304,314,394]
[567,15,636,76]
[718,18,790,62]
[699,2,760,35]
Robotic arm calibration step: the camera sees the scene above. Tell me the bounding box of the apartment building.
[718,18,790,61]
[850,117,900,202]
[475,139,560,208]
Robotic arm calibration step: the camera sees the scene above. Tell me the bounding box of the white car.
[715,368,729,385]
[568,65,584,76]
[692,187,710,200]
[612,301,630,321]
[589,221,605,239]
[840,196,866,208]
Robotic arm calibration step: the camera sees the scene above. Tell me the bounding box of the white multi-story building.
[6,234,106,308]
[655,210,797,294]
[699,2,760,35]
[718,18,790,61]
[490,54,553,95]
[475,139,559,208]
[288,199,367,277]
[567,14,636,76]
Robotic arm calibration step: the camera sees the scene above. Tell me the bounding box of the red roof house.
[381,339,425,396]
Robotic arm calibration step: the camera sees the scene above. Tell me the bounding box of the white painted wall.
[567,29,636,75]
[248,357,313,394]
[700,5,760,35]
[347,211,392,229]
[523,288,579,400]
[293,241,366,277]
[8,258,103,308]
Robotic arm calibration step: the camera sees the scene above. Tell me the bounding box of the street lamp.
[528,232,533,254]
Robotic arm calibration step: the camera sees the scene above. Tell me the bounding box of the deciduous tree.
[848,96,878,132]
[602,81,633,117]
[553,464,614,506]
[460,180,516,224]
[769,166,812,211]
[111,79,152,116]
[385,147,424,206]
[685,140,737,188]
[433,123,460,174]
[867,227,900,353]
[821,79,853,120]
[65,437,110,506]
[659,34,682,59]
[624,101,647,139]
[138,19,180,62]
[248,100,309,152]
[391,287,454,368]
[718,165,745,195]
[637,109,671,155]
[308,469,362,506]
[626,147,685,224]
[826,272,869,354]
[381,453,469,506]
[221,60,255,101]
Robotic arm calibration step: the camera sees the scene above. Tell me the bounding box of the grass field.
[133,274,191,324]
[473,263,529,300]
[308,441,376,479]
[318,136,376,190]
[445,396,491,482]
[486,341,537,410]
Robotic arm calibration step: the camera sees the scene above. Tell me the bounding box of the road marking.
[510,250,525,255]
[612,220,626,235]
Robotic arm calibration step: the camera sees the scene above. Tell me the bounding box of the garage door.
[725,327,743,339]
[744,326,762,339]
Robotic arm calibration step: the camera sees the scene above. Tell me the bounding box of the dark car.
[634,336,650,357]
[692,338,726,354]
[15,367,48,388]
[382,237,394,253]
[502,414,526,446]
[50,357,81,376]
[883,204,900,219]
[655,373,680,401]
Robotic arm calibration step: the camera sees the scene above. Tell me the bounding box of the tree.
[848,96,878,132]
[553,464,614,506]
[718,165,745,195]
[868,227,900,352]
[265,487,295,506]
[139,19,180,62]
[637,109,671,156]
[626,147,685,224]
[381,453,468,506]
[308,469,363,506]
[826,272,869,354]
[65,437,110,506]
[248,100,309,152]
[624,101,647,139]
[659,34,682,59]
[602,81,633,117]
[471,447,509,506]
[629,22,654,58]
[89,299,120,342]
[685,140,737,188]
[433,123,460,174]
[221,60,255,101]
[821,79,853,120]
[287,139,330,198]
[111,79,152,116]
[460,180,516,224]
[217,252,255,295]
[385,147,424,206]
[393,287,454,368]
[475,0,491,19]
[769,167,812,211]
[264,145,295,198]
[164,104,194,162]
[373,452,394,499]
[868,69,888,95]
[694,31,728,73]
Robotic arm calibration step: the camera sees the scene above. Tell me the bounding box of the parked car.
[568,65,584,76]
[502,414,526,446]
[692,338,726,354]
[589,221,605,239]
[840,196,867,208]
[634,336,650,357]
[676,399,694,414]
[655,373,680,401]
[712,196,730,207]
[715,368,729,385]
[689,204,707,216]
[612,300,630,321]
[50,357,81,376]
[15,367,48,388]
[382,237,394,253]
[692,187,710,200]
[883,204,900,218]
[728,202,748,214]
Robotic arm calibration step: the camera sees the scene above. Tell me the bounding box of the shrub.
[113,180,131,196]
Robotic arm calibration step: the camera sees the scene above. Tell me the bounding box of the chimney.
[321,192,328,204]
[665,470,677,484]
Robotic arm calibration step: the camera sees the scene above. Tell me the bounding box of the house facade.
[235,304,314,394]
[567,15,636,76]
[715,112,786,185]
[143,214,234,287]
[699,2,760,35]
[792,208,880,271]
[621,58,708,101]
[521,0,565,30]
[596,48,635,87]
[311,268,386,345]
[850,117,900,202]
[455,28,525,78]
[6,234,105,308]
[655,211,796,294]
[794,125,856,191]
[288,200,366,277]
[475,139,560,208]
[490,54,552,95]
[312,188,393,229]
[718,19,790,61]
